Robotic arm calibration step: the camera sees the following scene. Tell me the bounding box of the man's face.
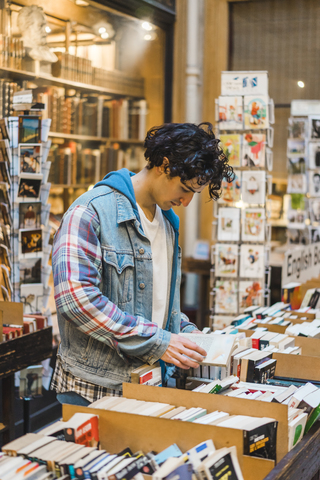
[155,173,207,210]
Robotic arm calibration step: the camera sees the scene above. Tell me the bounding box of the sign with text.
[221,71,268,96]
[282,242,320,285]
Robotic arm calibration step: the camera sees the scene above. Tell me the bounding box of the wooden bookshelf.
[49,131,144,144]
[0,66,144,98]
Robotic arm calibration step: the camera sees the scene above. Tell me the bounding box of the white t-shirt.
[137,204,168,328]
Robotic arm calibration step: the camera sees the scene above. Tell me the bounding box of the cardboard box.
[63,403,275,480]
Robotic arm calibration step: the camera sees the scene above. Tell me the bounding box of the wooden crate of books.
[62,403,275,480]
[0,326,52,378]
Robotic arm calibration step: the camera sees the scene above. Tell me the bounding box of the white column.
[184,0,204,306]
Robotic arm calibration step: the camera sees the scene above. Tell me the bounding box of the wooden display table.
[0,327,52,445]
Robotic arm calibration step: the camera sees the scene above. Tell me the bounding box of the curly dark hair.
[144,122,234,200]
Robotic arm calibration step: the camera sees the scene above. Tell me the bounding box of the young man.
[51,122,233,405]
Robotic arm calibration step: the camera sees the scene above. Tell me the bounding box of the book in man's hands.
[179,333,237,366]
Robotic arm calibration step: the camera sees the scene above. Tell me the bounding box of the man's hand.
[161,333,207,369]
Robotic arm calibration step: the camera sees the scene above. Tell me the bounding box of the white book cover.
[244,95,269,129]
[218,96,243,130]
[287,174,307,194]
[287,138,305,157]
[218,170,241,204]
[241,171,266,205]
[219,134,242,167]
[287,156,306,175]
[309,170,320,197]
[242,208,265,242]
[180,333,237,366]
[288,413,308,451]
[215,243,238,277]
[309,115,320,140]
[217,207,240,241]
[239,280,263,313]
[308,142,320,169]
[288,117,307,139]
[242,133,266,167]
[215,279,238,314]
[240,244,265,278]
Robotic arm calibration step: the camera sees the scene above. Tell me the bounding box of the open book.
[179,333,238,367]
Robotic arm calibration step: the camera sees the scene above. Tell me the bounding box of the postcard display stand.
[5,109,52,314]
[211,71,274,330]
[286,100,320,245]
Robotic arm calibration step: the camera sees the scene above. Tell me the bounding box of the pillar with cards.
[210,71,274,330]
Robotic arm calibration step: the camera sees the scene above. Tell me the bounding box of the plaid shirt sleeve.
[52,205,171,363]
[180,312,198,333]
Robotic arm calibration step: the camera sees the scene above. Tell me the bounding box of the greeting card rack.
[0,92,53,317]
[286,100,320,246]
[210,71,274,331]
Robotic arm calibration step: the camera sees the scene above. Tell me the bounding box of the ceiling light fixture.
[45,26,51,33]
[98,27,106,34]
[101,32,109,39]
[297,81,305,88]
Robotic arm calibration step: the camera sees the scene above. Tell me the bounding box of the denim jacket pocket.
[102,248,134,307]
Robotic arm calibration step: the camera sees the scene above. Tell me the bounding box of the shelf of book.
[49,131,144,144]
[0,66,144,98]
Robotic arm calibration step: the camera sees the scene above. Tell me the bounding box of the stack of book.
[1,428,244,480]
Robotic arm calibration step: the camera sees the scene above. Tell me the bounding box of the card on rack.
[241,171,266,204]
[287,227,311,245]
[18,144,42,175]
[242,207,265,242]
[19,228,43,259]
[219,170,241,204]
[19,202,41,229]
[312,228,320,243]
[16,174,43,202]
[0,161,11,185]
[242,133,266,167]
[20,258,42,284]
[308,142,320,169]
[0,182,10,207]
[18,115,41,144]
[244,95,269,129]
[218,96,243,130]
[240,244,265,278]
[309,170,320,197]
[287,210,307,229]
[287,157,306,174]
[215,279,238,314]
[287,174,307,194]
[215,243,238,277]
[20,283,44,314]
[290,193,305,210]
[219,134,241,167]
[287,138,305,157]
[309,115,320,139]
[310,199,320,223]
[288,117,307,139]
[239,280,263,312]
[217,207,240,241]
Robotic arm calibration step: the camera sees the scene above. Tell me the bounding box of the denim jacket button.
[139,282,145,289]
[139,248,144,254]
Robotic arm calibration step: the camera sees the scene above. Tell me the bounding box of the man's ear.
[158,157,170,174]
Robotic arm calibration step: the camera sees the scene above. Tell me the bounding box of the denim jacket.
[53,169,197,390]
